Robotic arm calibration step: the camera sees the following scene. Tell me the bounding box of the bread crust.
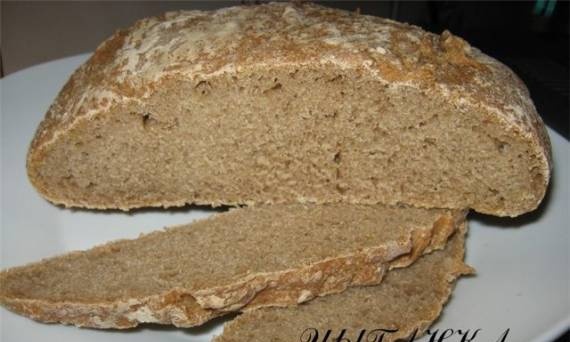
[0,211,463,329]
[215,222,473,342]
[26,3,551,215]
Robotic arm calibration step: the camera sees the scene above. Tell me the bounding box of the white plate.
[1,54,569,342]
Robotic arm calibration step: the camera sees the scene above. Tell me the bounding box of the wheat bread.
[0,204,464,328]
[216,222,472,342]
[27,3,551,216]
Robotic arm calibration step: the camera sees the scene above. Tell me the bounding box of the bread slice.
[27,3,550,217]
[215,222,472,342]
[0,204,464,329]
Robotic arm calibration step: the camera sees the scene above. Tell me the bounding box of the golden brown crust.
[0,210,462,329]
[26,3,551,214]
[215,222,473,342]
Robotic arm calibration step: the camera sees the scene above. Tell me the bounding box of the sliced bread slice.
[27,3,551,216]
[0,204,465,329]
[216,222,472,342]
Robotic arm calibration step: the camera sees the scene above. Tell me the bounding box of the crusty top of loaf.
[30,2,551,173]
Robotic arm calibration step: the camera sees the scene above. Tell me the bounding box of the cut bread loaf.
[27,3,551,216]
[0,204,464,329]
[216,222,472,342]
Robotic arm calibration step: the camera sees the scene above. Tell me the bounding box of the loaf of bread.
[27,2,551,216]
[0,204,464,328]
[216,222,472,342]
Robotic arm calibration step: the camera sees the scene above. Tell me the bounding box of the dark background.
[1,2,568,340]
[2,1,568,140]
[325,1,569,140]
